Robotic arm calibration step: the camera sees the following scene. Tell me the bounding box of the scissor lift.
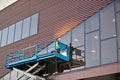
[4,40,71,80]
[4,40,85,80]
[5,40,70,68]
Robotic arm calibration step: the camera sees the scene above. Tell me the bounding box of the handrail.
[5,40,69,68]
[5,41,54,64]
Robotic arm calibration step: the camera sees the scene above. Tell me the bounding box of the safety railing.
[5,40,70,68]
[5,41,53,67]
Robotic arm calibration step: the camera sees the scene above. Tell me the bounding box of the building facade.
[0,0,120,80]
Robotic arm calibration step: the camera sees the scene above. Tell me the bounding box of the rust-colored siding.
[0,0,112,77]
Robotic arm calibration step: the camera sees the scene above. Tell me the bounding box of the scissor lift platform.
[5,40,70,69]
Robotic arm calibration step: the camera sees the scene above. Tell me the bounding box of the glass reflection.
[86,13,99,33]
[86,31,100,67]
[1,27,8,47]
[30,13,39,35]
[7,24,15,44]
[115,0,120,12]
[72,23,84,47]
[0,31,1,45]
[101,38,117,64]
[0,13,39,47]
[22,17,30,39]
[100,3,116,40]
[14,21,22,42]
[60,31,71,46]
[118,49,120,61]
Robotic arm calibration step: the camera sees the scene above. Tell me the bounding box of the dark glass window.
[119,49,120,61]
[60,31,71,46]
[7,24,15,44]
[117,12,120,61]
[117,13,120,48]
[0,13,39,47]
[72,46,85,70]
[101,38,117,64]
[100,3,116,40]
[85,31,100,67]
[1,27,8,47]
[22,17,30,39]
[86,13,99,33]
[115,0,120,12]
[72,23,84,47]
[30,13,39,36]
[14,21,22,42]
[0,31,1,45]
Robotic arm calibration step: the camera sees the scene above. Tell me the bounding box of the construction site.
[0,0,120,80]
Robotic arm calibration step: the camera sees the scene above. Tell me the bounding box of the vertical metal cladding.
[0,0,112,77]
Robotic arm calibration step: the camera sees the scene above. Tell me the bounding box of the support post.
[69,43,73,71]
[35,44,39,60]
[17,50,20,61]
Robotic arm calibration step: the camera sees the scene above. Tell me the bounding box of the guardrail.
[5,40,70,68]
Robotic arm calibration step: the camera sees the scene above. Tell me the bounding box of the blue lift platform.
[5,40,71,69]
